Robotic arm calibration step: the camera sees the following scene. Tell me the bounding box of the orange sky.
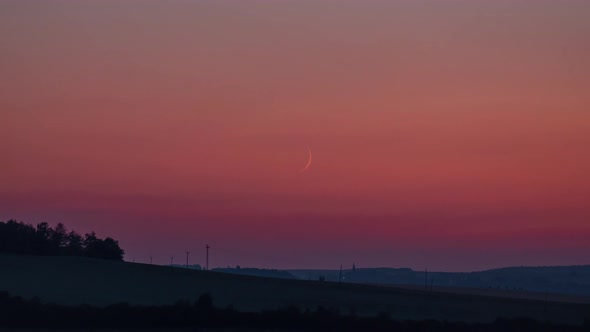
[1,0,589,270]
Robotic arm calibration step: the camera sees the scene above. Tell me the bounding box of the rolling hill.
[1,254,589,324]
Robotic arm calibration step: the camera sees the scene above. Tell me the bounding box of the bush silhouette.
[196,293,213,310]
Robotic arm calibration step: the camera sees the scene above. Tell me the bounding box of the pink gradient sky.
[1,0,589,271]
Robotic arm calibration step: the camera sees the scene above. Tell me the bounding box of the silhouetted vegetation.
[0,292,586,331]
[0,219,124,260]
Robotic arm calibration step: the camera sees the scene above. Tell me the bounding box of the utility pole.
[186,251,190,269]
[205,244,210,270]
[170,256,174,266]
[338,264,343,283]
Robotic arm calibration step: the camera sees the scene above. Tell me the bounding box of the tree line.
[0,291,586,331]
[0,219,124,261]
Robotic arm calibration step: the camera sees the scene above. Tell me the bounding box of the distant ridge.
[287,265,590,296]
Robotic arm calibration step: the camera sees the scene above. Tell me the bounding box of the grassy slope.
[1,254,589,324]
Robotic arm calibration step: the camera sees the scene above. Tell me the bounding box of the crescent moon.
[298,147,312,173]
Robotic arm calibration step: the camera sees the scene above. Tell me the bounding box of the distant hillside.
[1,254,589,324]
[212,267,295,279]
[171,264,202,270]
[288,266,590,296]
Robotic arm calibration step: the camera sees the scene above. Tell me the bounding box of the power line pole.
[205,244,210,270]
[170,256,174,266]
[338,264,343,283]
[186,251,190,269]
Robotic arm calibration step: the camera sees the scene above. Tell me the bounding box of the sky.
[1,0,589,271]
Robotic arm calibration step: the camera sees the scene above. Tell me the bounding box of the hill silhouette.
[0,254,588,325]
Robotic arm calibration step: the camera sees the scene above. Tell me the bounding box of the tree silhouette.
[50,223,68,251]
[65,231,83,255]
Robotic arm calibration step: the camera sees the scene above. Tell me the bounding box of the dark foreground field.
[0,293,587,332]
[1,254,589,325]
